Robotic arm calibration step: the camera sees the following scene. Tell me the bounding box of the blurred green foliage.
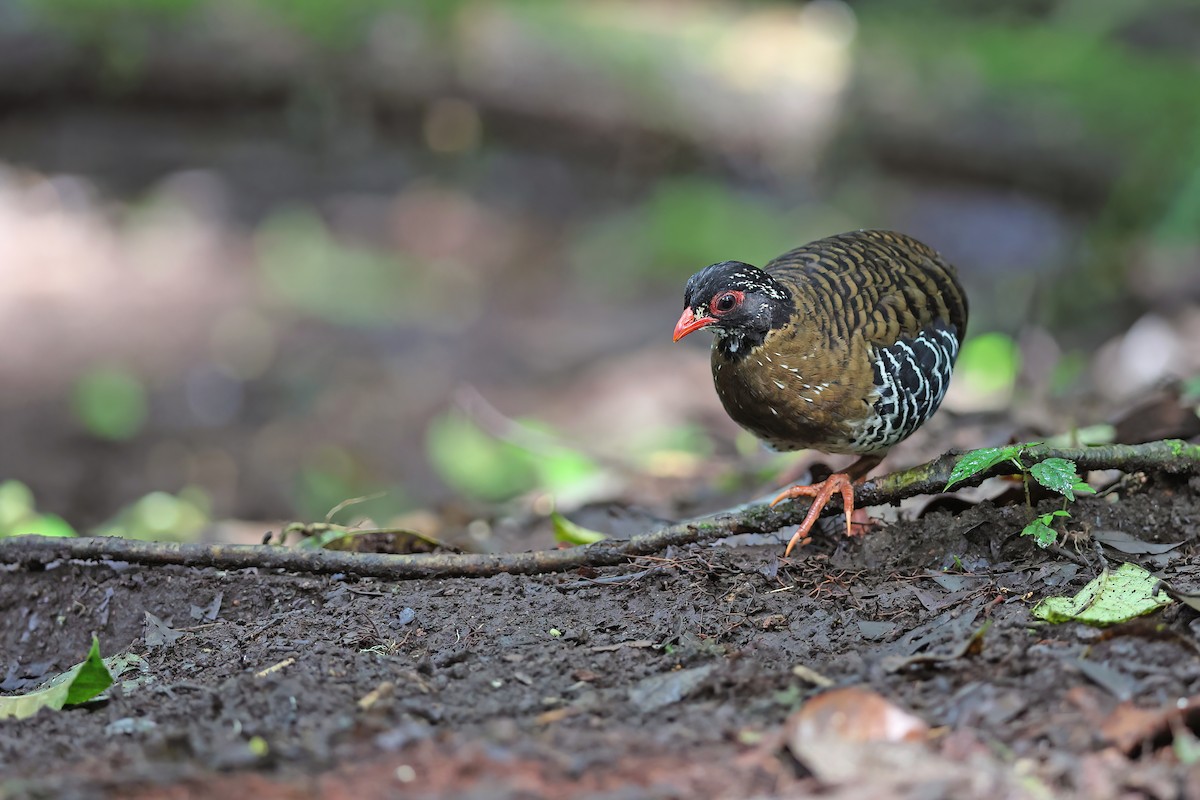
[0,480,213,541]
[956,332,1021,398]
[257,209,417,327]
[94,487,211,541]
[857,3,1200,314]
[425,411,601,503]
[28,0,408,49]
[72,366,148,441]
[571,177,850,294]
[0,481,77,538]
[1048,351,1089,397]
[633,423,713,459]
[293,445,407,523]
[426,412,538,501]
[1184,375,1200,405]
[1155,141,1200,244]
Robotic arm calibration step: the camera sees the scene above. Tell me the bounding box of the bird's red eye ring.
[711,291,743,314]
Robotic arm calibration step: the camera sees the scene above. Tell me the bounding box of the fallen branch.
[1,440,1196,580]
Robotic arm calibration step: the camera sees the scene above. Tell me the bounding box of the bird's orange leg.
[770,474,858,557]
[769,454,882,557]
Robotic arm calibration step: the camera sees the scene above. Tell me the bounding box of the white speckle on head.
[773,380,785,390]
[770,407,779,416]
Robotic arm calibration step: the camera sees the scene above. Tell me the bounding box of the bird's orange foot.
[770,472,859,557]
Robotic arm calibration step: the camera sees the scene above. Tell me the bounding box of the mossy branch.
[1,439,1196,580]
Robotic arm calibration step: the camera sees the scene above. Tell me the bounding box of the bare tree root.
[1,440,1197,580]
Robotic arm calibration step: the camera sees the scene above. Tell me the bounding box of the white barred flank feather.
[850,324,960,452]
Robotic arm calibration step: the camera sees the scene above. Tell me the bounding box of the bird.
[672,229,968,556]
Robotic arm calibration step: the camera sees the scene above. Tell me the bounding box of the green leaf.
[551,511,607,545]
[1021,512,1062,548]
[0,636,114,720]
[65,638,114,705]
[1032,563,1173,626]
[945,443,1034,490]
[1030,458,1094,500]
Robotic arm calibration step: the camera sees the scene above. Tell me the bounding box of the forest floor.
[3,474,1200,799]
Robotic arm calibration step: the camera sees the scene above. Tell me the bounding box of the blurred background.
[1,0,1198,547]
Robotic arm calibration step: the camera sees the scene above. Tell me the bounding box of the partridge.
[673,229,969,555]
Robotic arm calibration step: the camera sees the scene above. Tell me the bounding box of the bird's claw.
[770,473,858,557]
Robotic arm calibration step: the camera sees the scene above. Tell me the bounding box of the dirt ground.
[3,473,1200,799]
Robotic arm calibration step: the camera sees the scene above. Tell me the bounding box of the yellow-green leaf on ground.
[551,511,607,545]
[1032,563,1172,626]
[0,637,113,720]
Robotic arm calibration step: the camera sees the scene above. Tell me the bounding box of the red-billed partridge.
[673,229,969,555]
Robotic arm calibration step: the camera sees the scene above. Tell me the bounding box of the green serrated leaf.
[1030,458,1090,500]
[551,511,607,545]
[1022,515,1060,548]
[1032,563,1173,626]
[0,636,114,720]
[945,443,1031,490]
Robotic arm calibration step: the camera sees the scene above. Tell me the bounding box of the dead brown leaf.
[1101,696,1200,755]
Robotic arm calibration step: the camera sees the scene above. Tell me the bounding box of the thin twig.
[1,440,1196,580]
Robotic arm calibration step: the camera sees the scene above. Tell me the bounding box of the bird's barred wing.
[851,322,961,452]
[763,229,968,348]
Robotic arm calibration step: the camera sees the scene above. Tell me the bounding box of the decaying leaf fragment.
[1101,695,1200,755]
[785,686,929,783]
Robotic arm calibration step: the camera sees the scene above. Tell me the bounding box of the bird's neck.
[713,327,764,359]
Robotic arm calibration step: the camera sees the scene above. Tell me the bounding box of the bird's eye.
[714,293,738,313]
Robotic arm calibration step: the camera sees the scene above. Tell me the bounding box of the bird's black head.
[673,261,794,357]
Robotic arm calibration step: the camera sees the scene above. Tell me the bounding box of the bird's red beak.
[673,308,715,342]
